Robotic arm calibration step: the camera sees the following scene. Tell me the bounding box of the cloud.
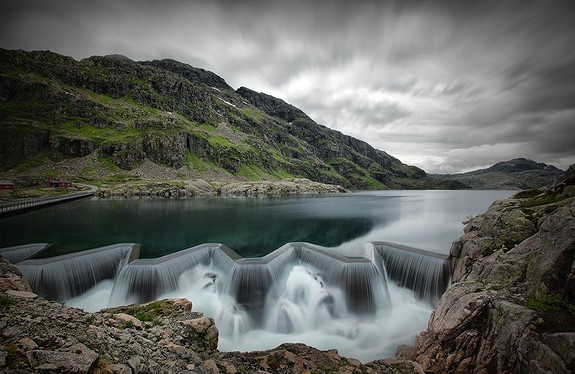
[0,0,574,173]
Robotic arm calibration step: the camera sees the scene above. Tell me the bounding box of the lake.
[2,189,514,361]
[0,190,513,258]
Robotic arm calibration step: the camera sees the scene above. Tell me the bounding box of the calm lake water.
[0,190,513,258]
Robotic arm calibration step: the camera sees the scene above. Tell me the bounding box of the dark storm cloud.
[0,0,574,172]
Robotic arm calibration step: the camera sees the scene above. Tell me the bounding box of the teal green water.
[0,190,513,258]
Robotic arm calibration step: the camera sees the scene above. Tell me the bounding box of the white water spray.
[14,242,447,362]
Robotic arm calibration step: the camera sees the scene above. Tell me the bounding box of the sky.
[1,0,574,173]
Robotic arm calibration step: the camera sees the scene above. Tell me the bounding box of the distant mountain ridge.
[432,158,563,190]
[469,158,562,175]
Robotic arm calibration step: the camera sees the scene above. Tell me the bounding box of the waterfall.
[15,244,135,300]
[8,241,449,309]
[109,243,238,306]
[371,241,451,307]
[0,243,52,264]
[295,244,391,314]
[5,240,450,362]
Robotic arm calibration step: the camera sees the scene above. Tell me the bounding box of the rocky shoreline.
[1,167,574,373]
[95,178,347,198]
[403,165,575,373]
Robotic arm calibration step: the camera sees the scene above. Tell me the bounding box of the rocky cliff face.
[405,166,575,373]
[0,48,455,190]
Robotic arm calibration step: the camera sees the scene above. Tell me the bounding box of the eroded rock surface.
[405,167,575,373]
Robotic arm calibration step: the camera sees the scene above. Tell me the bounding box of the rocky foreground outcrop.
[402,166,575,373]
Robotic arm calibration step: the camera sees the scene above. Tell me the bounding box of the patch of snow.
[219,98,237,108]
[211,86,221,92]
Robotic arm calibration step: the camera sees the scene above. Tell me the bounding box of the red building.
[46,179,72,188]
[0,180,14,190]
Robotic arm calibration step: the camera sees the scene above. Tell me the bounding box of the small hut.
[46,179,72,188]
[0,180,14,190]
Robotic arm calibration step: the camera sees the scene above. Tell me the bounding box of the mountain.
[431,158,563,190]
[0,48,459,190]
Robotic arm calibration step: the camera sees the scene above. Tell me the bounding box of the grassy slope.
[0,49,453,189]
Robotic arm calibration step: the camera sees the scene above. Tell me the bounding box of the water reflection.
[0,190,513,258]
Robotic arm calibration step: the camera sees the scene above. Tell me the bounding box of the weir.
[370,241,451,307]
[109,243,239,306]
[227,243,390,327]
[15,244,136,300]
[0,243,52,264]
[5,240,450,314]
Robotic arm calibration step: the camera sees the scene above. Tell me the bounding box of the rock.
[0,258,33,292]
[2,326,21,337]
[5,290,38,298]
[221,362,238,373]
[203,359,219,374]
[180,316,219,351]
[49,135,95,160]
[395,344,417,360]
[19,337,38,349]
[543,333,575,368]
[128,355,142,373]
[143,133,187,168]
[218,178,347,196]
[412,171,575,373]
[27,344,98,373]
[114,313,143,329]
[143,59,232,91]
[96,180,217,198]
[0,350,6,367]
[110,363,132,374]
[100,142,146,170]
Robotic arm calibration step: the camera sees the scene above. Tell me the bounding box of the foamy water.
[65,261,432,362]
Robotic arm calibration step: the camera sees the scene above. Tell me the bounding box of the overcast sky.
[1,0,574,173]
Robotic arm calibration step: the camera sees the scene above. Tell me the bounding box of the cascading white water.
[264,265,345,333]
[371,242,451,307]
[11,241,444,362]
[108,244,237,306]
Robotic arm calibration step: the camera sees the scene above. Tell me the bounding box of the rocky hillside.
[431,158,563,190]
[402,164,575,373]
[0,48,457,190]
